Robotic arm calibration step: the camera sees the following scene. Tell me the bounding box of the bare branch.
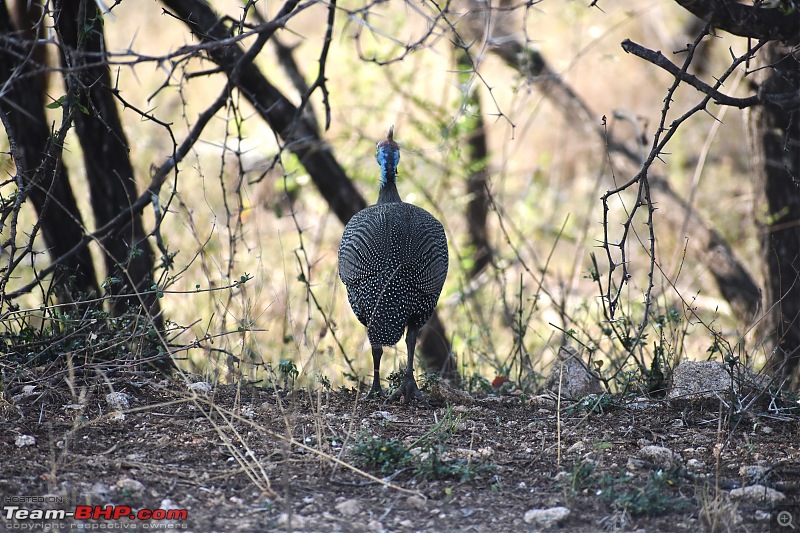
[622,39,800,110]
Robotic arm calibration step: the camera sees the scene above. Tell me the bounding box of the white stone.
[638,445,677,467]
[15,435,35,447]
[276,513,307,528]
[686,459,706,473]
[523,506,571,526]
[188,381,212,393]
[729,484,785,505]
[335,498,362,517]
[105,392,130,410]
[116,478,144,492]
[668,361,767,401]
[406,495,427,510]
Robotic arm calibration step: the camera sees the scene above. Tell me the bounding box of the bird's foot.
[387,374,430,408]
[366,381,384,399]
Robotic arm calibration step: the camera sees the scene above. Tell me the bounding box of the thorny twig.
[622,39,800,111]
[602,25,766,368]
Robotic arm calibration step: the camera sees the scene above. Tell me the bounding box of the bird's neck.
[377,166,402,204]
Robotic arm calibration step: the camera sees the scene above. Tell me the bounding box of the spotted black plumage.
[338,127,448,405]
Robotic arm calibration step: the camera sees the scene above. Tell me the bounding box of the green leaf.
[45,96,66,109]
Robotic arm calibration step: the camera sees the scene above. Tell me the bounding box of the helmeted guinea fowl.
[338,127,448,405]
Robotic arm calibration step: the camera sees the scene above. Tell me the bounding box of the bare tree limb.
[622,39,800,110]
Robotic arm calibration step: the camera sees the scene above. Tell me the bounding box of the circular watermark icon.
[778,510,795,530]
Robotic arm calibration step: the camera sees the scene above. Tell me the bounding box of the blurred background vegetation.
[1,0,797,394]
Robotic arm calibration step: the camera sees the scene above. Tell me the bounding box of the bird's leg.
[368,345,384,398]
[388,327,430,407]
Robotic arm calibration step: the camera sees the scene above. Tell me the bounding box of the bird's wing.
[408,206,449,296]
[338,206,393,284]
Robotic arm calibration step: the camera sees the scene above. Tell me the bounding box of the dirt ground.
[1,373,799,532]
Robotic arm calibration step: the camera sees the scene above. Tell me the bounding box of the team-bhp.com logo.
[4,504,188,522]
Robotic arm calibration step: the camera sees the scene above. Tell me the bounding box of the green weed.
[350,408,494,481]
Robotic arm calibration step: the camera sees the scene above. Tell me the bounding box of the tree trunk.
[750,42,800,384]
[54,0,168,368]
[0,0,99,304]
[456,48,492,278]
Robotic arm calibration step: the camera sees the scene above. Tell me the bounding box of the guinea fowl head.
[376,126,402,203]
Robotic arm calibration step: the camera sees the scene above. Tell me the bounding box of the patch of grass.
[569,459,597,492]
[465,372,493,395]
[599,469,689,517]
[351,407,494,481]
[419,371,441,391]
[351,435,410,475]
[565,393,621,415]
[567,460,689,517]
[413,448,494,481]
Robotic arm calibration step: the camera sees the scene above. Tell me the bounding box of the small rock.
[188,381,213,393]
[15,435,35,447]
[105,392,130,411]
[553,471,570,482]
[545,346,603,399]
[426,379,474,405]
[638,445,677,468]
[669,361,730,401]
[276,513,307,528]
[668,361,768,402]
[686,459,706,473]
[89,482,110,497]
[116,478,144,493]
[523,506,571,527]
[159,498,175,508]
[11,385,37,403]
[335,499,362,517]
[367,519,384,532]
[729,484,785,505]
[371,411,396,422]
[567,441,586,454]
[739,465,769,483]
[157,499,183,521]
[626,457,645,470]
[406,495,427,510]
